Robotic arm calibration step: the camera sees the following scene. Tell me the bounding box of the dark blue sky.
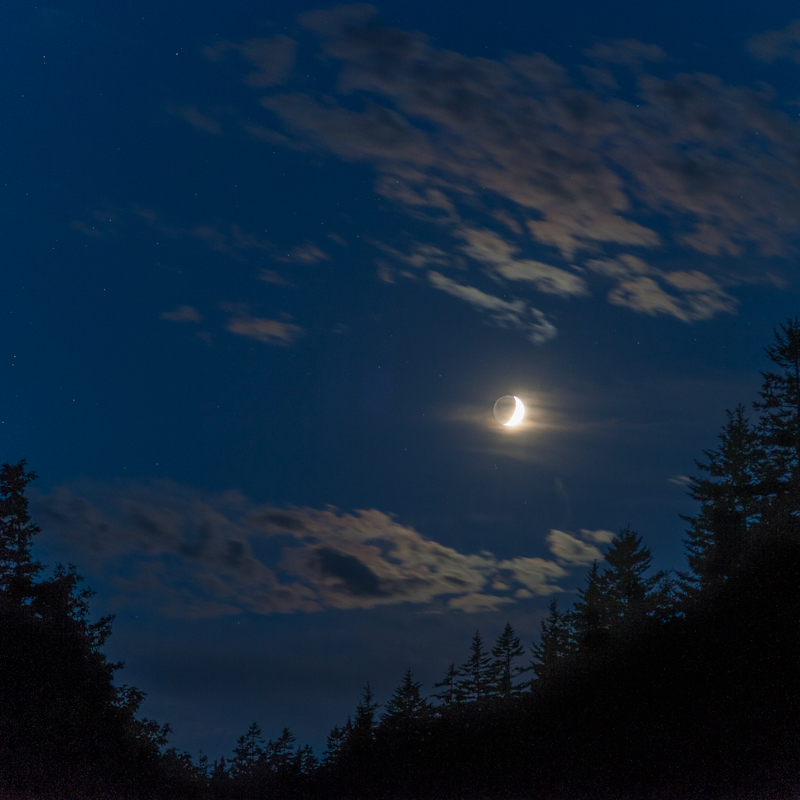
[4,0,800,765]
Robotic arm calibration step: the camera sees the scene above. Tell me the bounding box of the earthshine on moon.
[493,395,525,426]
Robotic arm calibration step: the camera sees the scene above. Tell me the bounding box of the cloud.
[206,8,800,333]
[585,39,666,70]
[457,227,588,297]
[259,269,289,285]
[586,255,738,322]
[579,528,616,544]
[273,242,329,263]
[747,20,800,64]
[427,270,557,344]
[225,315,304,345]
[30,481,600,618]
[546,529,606,565]
[160,305,203,323]
[204,35,296,86]
[167,104,222,135]
[667,474,692,486]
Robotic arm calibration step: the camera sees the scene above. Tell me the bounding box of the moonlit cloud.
[586,255,738,322]
[427,270,557,343]
[196,6,800,340]
[160,305,203,323]
[546,529,606,565]
[579,528,617,544]
[274,242,329,263]
[456,227,588,297]
[29,482,606,619]
[225,315,304,345]
[747,20,800,64]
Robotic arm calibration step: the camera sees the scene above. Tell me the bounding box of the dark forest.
[3,321,800,800]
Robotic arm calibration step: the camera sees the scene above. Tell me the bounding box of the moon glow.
[493,395,525,427]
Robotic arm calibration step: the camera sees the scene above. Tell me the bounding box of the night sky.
[5,0,800,765]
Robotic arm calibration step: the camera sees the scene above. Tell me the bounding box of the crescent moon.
[504,396,525,427]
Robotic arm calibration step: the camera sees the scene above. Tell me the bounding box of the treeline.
[3,321,800,799]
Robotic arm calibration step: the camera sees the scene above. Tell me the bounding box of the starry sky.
[5,0,800,765]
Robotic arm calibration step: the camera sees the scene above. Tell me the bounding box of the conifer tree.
[379,668,433,730]
[566,560,613,655]
[292,743,318,775]
[526,598,574,687]
[489,622,528,699]
[351,682,379,750]
[675,405,763,608]
[0,460,184,798]
[598,527,673,632]
[323,722,349,765]
[377,668,434,769]
[455,630,496,704]
[0,460,45,612]
[430,661,467,710]
[229,721,265,790]
[753,317,800,521]
[269,726,296,771]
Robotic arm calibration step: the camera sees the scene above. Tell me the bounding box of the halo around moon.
[493,395,525,427]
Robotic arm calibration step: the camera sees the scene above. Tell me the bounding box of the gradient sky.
[5,0,800,765]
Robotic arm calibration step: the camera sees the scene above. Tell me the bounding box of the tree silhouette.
[754,317,800,521]
[598,526,674,634]
[268,725,297,771]
[675,405,763,608]
[430,661,467,710]
[352,681,379,744]
[323,720,350,765]
[455,630,496,705]
[0,460,45,613]
[379,668,433,730]
[230,721,265,778]
[489,622,528,699]
[0,460,200,799]
[526,597,574,687]
[565,560,613,656]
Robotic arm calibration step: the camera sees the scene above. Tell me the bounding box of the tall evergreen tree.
[350,682,379,750]
[379,668,433,729]
[0,460,185,799]
[0,460,45,612]
[675,405,763,608]
[377,668,434,769]
[566,560,613,655]
[598,526,673,632]
[323,721,349,765]
[753,317,800,521]
[268,726,296,771]
[526,598,574,687]
[455,630,496,704]
[489,622,528,699]
[228,721,265,795]
[430,661,467,710]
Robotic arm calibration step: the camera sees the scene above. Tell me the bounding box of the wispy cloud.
[427,271,557,343]
[747,20,800,64]
[546,529,606,565]
[30,481,613,619]
[225,314,304,346]
[203,35,297,87]
[273,242,329,263]
[160,305,203,323]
